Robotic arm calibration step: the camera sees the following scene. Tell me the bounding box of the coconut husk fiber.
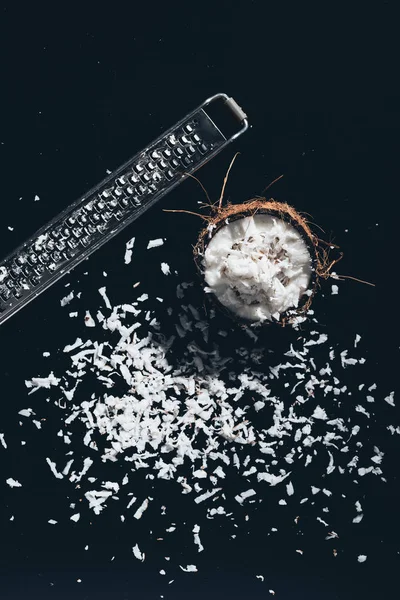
[166,197,342,327]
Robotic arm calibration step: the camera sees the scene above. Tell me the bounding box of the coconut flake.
[312,406,328,420]
[98,287,112,309]
[46,458,64,479]
[195,488,222,504]
[124,237,135,264]
[84,490,113,515]
[179,565,198,573]
[6,478,22,488]
[25,372,60,394]
[132,544,145,561]
[286,481,294,496]
[60,291,74,307]
[147,238,164,249]
[18,408,34,418]
[84,311,96,327]
[70,513,80,522]
[352,514,364,524]
[192,524,204,552]
[134,498,149,520]
[235,488,256,504]
[161,262,171,275]
[384,392,395,407]
[358,555,367,563]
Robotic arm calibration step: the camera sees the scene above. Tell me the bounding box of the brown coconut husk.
[164,158,343,327]
[188,198,342,326]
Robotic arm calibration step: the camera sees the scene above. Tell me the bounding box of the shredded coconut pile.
[203,215,312,322]
[8,232,396,592]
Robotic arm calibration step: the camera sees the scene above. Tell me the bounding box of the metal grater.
[0,93,249,326]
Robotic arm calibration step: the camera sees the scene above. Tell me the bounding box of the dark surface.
[0,2,399,599]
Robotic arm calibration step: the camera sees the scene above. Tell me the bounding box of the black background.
[0,2,399,599]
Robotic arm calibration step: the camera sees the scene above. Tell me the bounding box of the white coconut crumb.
[192,524,204,552]
[0,433,7,449]
[258,472,291,486]
[63,338,83,353]
[304,333,328,347]
[60,291,74,306]
[161,262,171,275]
[340,350,358,368]
[269,590,276,595]
[124,237,136,264]
[84,490,113,515]
[147,238,164,249]
[132,544,145,561]
[25,372,60,394]
[48,519,57,525]
[256,575,264,581]
[6,478,22,488]
[331,285,339,295]
[203,214,312,323]
[358,555,367,563]
[384,392,395,407]
[179,565,198,573]
[134,498,149,520]
[34,194,40,201]
[98,287,112,309]
[193,469,207,479]
[137,293,148,302]
[8,225,14,231]
[312,406,328,420]
[84,311,96,327]
[70,513,80,522]
[195,489,222,504]
[235,488,256,504]
[18,408,34,418]
[286,481,294,496]
[46,458,64,479]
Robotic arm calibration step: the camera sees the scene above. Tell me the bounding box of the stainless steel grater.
[0,93,249,326]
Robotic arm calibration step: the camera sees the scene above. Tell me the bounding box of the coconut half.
[194,199,336,326]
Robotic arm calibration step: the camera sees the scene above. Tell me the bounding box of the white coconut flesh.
[202,214,313,322]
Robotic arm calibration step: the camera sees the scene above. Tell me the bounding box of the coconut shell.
[193,198,341,327]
